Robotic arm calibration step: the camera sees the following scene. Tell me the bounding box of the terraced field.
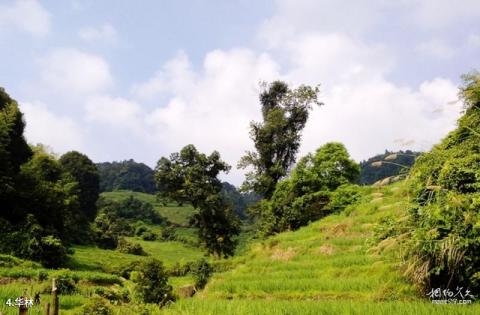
[160,182,480,314]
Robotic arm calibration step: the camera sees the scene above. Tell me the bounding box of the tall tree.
[155,145,240,257]
[238,81,321,198]
[0,88,32,221]
[59,151,100,221]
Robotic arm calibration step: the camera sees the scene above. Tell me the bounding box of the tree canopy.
[60,151,100,221]
[155,145,240,257]
[96,159,156,193]
[238,81,322,199]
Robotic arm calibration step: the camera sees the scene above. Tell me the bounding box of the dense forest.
[96,160,156,193]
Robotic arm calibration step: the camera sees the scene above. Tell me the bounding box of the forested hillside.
[97,160,156,193]
[359,150,421,185]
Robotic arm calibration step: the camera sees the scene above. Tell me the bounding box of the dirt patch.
[331,223,348,236]
[316,244,335,256]
[270,247,296,261]
[0,277,15,285]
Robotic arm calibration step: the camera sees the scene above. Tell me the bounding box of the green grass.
[69,239,204,273]
[2,184,478,314]
[101,190,195,226]
[159,181,480,314]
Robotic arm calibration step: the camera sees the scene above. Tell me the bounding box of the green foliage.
[0,88,32,221]
[161,226,176,241]
[0,214,68,268]
[93,286,130,303]
[155,145,240,257]
[191,258,213,289]
[383,73,480,293]
[254,142,360,236]
[132,258,174,306]
[359,150,421,185]
[117,238,147,256]
[98,195,165,224]
[220,182,261,219]
[97,159,156,193]
[35,235,68,268]
[93,208,134,249]
[326,184,362,213]
[52,270,78,294]
[141,231,157,241]
[239,81,322,198]
[60,151,100,221]
[79,297,113,315]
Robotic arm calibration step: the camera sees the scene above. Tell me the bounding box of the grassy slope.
[0,191,205,315]
[161,182,480,315]
[100,190,194,226]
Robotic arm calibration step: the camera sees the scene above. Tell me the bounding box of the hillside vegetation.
[161,182,480,314]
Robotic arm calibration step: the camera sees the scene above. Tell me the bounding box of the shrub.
[132,258,174,306]
[115,261,141,279]
[135,225,148,236]
[160,226,176,241]
[117,238,147,256]
[325,184,362,213]
[48,270,78,294]
[37,235,68,268]
[93,286,129,304]
[95,231,118,250]
[168,261,192,277]
[191,258,212,289]
[141,231,157,241]
[79,297,112,315]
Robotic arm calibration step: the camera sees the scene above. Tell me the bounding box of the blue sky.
[1,0,479,184]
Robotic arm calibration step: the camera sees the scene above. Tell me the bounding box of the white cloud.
[467,34,480,48]
[79,23,117,43]
[135,31,462,184]
[0,0,51,36]
[131,49,280,181]
[411,0,480,29]
[131,51,196,100]
[416,39,455,60]
[20,101,85,153]
[301,77,461,162]
[283,33,392,87]
[40,48,113,96]
[85,95,143,133]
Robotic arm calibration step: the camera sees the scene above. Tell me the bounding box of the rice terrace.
[0,1,479,314]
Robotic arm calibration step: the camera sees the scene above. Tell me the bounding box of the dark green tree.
[238,81,321,198]
[133,258,174,306]
[0,87,32,221]
[155,145,240,257]
[60,151,100,221]
[253,142,360,236]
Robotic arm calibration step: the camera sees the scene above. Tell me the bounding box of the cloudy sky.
[1,0,479,185]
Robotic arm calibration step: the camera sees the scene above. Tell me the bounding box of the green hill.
[160,182,480,314]
[101,190,195,227]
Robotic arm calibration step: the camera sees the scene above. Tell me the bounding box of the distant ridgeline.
[96,159,256,218]
[221,182,261,219]
[96,160,156,193]
[359,150,422,185]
